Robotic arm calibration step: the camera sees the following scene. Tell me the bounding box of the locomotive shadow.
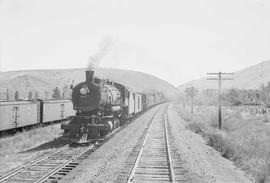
[20,136,73,153]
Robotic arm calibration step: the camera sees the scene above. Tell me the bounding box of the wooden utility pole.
[218,73,222,129]
[207,72,234,130]
[191,87,195,114]
[6,89,9,101]
[45,91,48,100]
[183,95,186,110]
[185,86,198,114]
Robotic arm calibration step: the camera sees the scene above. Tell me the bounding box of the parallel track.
[0,143,95,183]
[117,104,189,183]
[0,146,69,183]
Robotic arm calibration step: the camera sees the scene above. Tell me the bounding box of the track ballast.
[117,104,189,183]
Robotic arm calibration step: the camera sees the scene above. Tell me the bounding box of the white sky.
[0,0,270,86]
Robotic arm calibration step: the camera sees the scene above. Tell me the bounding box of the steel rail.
[164,106,176,183]
[0,145,69,182]
[126,108,157,183]
[34,144,94,183]
[126,104,176,183]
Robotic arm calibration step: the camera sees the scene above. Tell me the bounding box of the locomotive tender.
[61,70,163,142]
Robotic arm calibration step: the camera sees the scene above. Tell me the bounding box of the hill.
[178,60,270,91]
[0,67,179,100]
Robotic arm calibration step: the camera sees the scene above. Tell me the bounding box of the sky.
[0,0,270,86]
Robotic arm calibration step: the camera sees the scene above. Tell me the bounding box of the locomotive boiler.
[61,70,123,142]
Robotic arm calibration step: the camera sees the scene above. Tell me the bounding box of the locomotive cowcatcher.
[61,70,127,143]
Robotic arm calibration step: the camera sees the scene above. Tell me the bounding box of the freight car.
[41,100,75,123]
[0,101,38,131]
[0,99,75,133]
[61,70,165,143]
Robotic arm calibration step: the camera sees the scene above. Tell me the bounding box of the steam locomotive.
[61,70,164,143]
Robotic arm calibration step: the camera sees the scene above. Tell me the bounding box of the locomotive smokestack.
[86,70,94,84]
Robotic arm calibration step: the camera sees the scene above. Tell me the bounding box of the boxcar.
[127,90,135,116]
[141,93,146,111]
[134,94,142,114]
[42,100,75,123]
[0,101,38,131]
[146,93,154,108]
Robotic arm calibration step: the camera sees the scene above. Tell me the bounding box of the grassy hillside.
[178,60,270,91]
[0,67,179,100]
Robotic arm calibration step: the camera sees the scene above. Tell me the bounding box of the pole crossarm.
[207,78,234,80]
[221,78,234,80]
[207,72,234,75]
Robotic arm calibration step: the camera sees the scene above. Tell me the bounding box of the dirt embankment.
[168,103,254,183]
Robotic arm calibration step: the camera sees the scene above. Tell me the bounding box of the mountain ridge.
[0,67,179,100]
[178,60,270,91]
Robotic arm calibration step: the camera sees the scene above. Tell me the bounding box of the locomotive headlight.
[80,87,88,94]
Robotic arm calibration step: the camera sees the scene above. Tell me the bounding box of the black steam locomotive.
[61,70,163,143]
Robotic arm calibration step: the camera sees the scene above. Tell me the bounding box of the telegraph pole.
[218,72,221,129]
[185,86,197,114]
[191,87,195,114]
[45,91,48,100]
[207,72,234,130]
[182,95,186,110]
[6,89,9,101]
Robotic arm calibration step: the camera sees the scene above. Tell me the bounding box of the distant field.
[176,104,270,183]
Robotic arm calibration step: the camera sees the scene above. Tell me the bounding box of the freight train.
[0,71,164,138]
[0,100,75,133]
[61,70,164,143]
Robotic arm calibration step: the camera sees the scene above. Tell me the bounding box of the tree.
[226,88,241,105]
[260,84,269,104]
[185,87,198,98]
[52,87,61,99]
[35,91,39,99]
[14,91,19,101]
[28,91,33,100]
[62,84,69,99]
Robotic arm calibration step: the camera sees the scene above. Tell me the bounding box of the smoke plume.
[88,36,114,70]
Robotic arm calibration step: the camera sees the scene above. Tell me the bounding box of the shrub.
[177,105,270,182]
[187,122,206,136]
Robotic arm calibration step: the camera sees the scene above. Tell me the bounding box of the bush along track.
[176,104,270,183]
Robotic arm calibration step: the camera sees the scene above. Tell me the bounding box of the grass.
[177,105,270,183]
[0,124,62,156]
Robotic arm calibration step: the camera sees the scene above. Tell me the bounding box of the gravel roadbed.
[60,106,160,183]
[168,103,254,183]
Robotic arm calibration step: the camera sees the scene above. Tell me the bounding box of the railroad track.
[0,121,127,182]
[117,104,189,183]
[0,143,96,183]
